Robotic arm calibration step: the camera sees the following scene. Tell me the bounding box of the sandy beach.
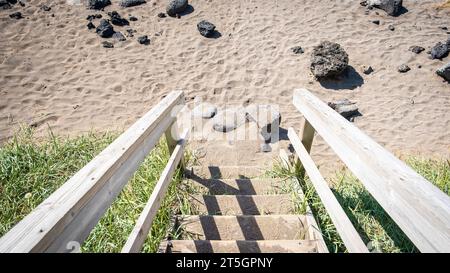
[1,0,449,170]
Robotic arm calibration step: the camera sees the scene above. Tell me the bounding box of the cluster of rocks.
[1,0,25,10]
[192,103,281,152]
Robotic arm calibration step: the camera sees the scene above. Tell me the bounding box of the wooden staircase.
[159,138,328,253]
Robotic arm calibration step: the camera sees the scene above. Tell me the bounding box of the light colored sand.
[1,0,449,171]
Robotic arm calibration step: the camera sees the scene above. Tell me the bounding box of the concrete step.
[192,194,294,215]
[165,240,319,253]
[177,215,310,240]
[189,166,268,179]
[184,178,288,195]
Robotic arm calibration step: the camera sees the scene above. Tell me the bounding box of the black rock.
[360,1,368,6]
[40,4,51,11]
[87,14,103,20]
[409,46,425,54]
[129,15,138,21]
[102,41,114,48]
[166,0,188,17]
[9,12,23,19]
[436,62,450,82]
[157,12,167,18]
[87,0,111,10]
[108,11,129,26]
[87,22,95,29]
[113,31,126,41]
[18,0,24,6]
[0,0,11,9]
[96,19,114,38]
[388,24,395,31]
[310,41,349,78]
[398,64,410,73]
[138,35,150,45]
[362,65,374,75]
[366,0,403,16]
[197,20,216,38]
[440,26,448,31]
[291,46,304,54]
[120,0,146,7]
[430,42,449,60]
[372,20,380,25]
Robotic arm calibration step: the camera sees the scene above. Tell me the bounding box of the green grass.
[0,126,195,252]
[268,157,450,253]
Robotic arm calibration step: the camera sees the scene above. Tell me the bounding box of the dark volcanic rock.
[126,28,136,37]
[96,19,114,38]
[87,0,111,10]
[108,11,129,26]
[291,46,304,54]
[409,46,425,54]
[113,32,126,41]
[436,62,450,82]
[9,12,23,19]
[362,65,374,75]
[197,20,216,38]
[120,0,146,7]
[138,35,150,45]
[430,42,449,60]
[129,15,138,21]
[366,0,403,16]
[398,64,410,73]
[166,0,188,17]
[102,41,114,48]
[157,12,167,18]
[87,14,102,20]
[310,41,349,78]
[87,21,95,29]
[0,0,12,10]
[388,24,395,31]
[372,20,380,25]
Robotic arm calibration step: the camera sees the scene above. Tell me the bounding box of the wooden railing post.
[300,118,315,153]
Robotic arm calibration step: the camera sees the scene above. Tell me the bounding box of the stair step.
[192,194,294,215]
[165,240,319,253]
[185,178,288,195]
[190,166,268,179]
[177,215,310,240]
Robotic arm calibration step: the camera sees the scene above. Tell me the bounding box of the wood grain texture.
[0,91,184,253]
[293,88,450,253]
[288,128,369,253]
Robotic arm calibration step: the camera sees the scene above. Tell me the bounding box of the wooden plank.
[0,91,184,253]
[279,149,329,253]
[288,129,369,253]
[299,119,315,153]
[293,88,450,253]
[121,130,188,253]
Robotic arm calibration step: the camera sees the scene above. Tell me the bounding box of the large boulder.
[310,41,349,78]
[120,0,146,7]
[246,105,281,143]
[212,108,246,132]
[436,62,450,82]
[87,0,111,10]
[166,0,188,17]
[197,20,216,38]
[366,0,403,16]
[96,19,114,38]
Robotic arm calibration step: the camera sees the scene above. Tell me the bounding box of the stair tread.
[190,166,268,179]
[192,194,294,215]
[185,178,288,195]
[165,240,319,253]
[177,215,310,241]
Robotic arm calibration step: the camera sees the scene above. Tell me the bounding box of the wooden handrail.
[292,88,450,253]
[288,128,369,253]
[0,91,185,253]
[122,129,189,253]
